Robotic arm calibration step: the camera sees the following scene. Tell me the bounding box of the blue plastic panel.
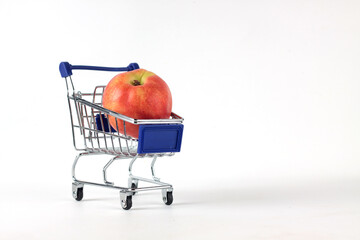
[137,124,184,154]
[95,114,116,132]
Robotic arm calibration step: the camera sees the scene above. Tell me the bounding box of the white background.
[0,0,360,239]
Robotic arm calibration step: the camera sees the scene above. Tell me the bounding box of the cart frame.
[59,62,184,210]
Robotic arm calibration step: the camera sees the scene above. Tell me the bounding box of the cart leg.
[72,152,101,181]
[128,155,138,176]
[128,155,139,195]
[103,156,119,185]
[151,155,160,181]
[72,153,82,181]
[72,152,89,181]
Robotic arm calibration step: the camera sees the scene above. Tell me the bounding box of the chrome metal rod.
[72,152,103,181]
[74,98,136,124]
[69,97,184,125]
[150,155,160,181]
[72,154,81,181]
[73,125,135,141]
[130,185,172,192]
[128,155,138,175]
[131,175,171,186]
[134,118,184,124]
[74,180,171,192]
[103,156,119,185]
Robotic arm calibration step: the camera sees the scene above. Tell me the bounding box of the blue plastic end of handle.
[59,62,72,78]
[127,63,140,71]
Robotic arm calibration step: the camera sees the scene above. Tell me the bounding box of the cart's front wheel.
[121,195,132,210]
[72,182,84,201]
[73,187,83,201]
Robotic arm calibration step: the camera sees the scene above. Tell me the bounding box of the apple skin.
[102,69,172,138]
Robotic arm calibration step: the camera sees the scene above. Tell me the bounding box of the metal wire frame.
[64,76,183,155]
[64,73,182,209]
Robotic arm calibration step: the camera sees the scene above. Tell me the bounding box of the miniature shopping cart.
[59,62,184,210]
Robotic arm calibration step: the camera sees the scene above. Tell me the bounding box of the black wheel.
[75,187,83,201]
[164,191,173,205]
[131,183,137,196]
[121,195,132,210]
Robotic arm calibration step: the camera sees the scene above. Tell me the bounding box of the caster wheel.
[163,191,173,205]
[73,187,83,201]
[121,195,132,210]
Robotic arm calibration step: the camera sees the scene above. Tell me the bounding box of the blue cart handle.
[59,62,140,78]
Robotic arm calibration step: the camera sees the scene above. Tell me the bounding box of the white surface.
[0,0,360,239]
[1,178,360,240]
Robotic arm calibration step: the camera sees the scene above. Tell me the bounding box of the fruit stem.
[132,80,141,86]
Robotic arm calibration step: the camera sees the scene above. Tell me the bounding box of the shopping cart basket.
[59,62,184,210]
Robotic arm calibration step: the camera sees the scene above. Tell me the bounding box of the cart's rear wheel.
[121,195,132,210]
[163,191,173,205]
[74,187,83,201]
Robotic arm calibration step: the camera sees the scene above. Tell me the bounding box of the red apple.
[102,69,172,138]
